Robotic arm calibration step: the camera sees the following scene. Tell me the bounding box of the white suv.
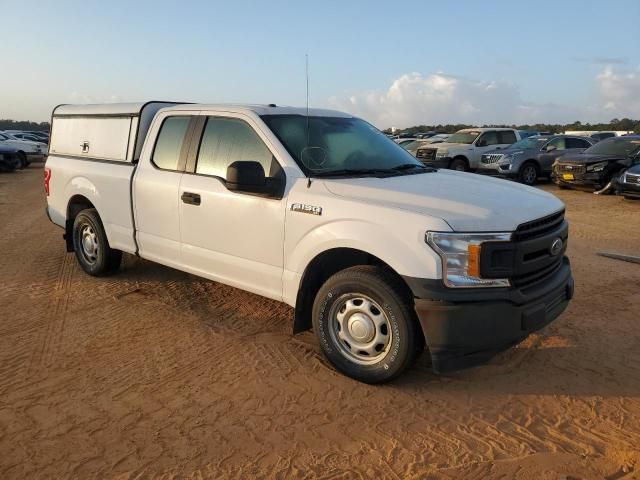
[416,128,520,171]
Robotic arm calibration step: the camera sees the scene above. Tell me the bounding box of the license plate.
[562,173,574,180]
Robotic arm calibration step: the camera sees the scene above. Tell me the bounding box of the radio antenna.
[305,53,312,188]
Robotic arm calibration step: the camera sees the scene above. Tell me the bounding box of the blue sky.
[2,0,639,127]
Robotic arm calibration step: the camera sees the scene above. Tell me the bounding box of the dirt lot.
[0,165,639,479]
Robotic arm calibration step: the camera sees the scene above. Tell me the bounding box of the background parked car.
[552,135,640,192]
[615,164,640,199]
[394,137,418,147]
[590,131,617,142]
[477,135,595,185]
[9,132,46,143]
[0,145,20,172]
[416,128,521,171]
[0,132,48,167]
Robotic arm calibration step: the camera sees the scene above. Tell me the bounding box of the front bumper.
[26,152,47,161]
[616,178,640,198]
[408,257,574,373]
[476,163,513,176]
[552,169,607,190]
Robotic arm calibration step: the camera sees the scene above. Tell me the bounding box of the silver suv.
[477,135,595,185]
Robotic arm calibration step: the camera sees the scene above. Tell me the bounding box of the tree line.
[383,118,640,135]
[0,119,50,132]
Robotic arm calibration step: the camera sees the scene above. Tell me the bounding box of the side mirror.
[226,161,283,197]
[476,140,487,147]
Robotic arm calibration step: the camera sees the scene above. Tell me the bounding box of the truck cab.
[45,103,574,383]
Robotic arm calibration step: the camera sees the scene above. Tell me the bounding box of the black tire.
[72,208,122,276]
[449,157,468,172]
[312,266,423,384]
[518,161,539,185]
[17,152,28,169]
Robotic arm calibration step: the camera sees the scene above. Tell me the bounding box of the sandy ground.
[0,165,639,480]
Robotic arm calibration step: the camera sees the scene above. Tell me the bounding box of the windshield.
[583,137,640,156]
[401,140,424,150]
[445,130,481,144]
[510,137,549,150]
[261,115,424,175]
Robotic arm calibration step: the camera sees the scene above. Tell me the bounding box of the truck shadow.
[396,345,640,398]
[116,255,640,399]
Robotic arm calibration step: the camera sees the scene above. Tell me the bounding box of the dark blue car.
[0,145,20,172]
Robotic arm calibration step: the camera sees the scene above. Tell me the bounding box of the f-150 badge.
[291,203,322,216]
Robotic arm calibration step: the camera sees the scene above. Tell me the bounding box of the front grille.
[557,163,586,175]
[512,257,563,288]
[513,210,565,242]
[627,173,640,185]
[416,148,437,161]
[482,154,503,164]
[481,210,568,290]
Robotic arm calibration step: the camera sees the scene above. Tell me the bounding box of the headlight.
[587,161,608,172]
[426,232,511,288]
[435,150,448,158]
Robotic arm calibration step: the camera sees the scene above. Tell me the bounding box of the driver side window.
[545,137,566,151]
[477,131,499,147]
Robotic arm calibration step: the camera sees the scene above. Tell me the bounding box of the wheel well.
[65,195,95,252]
[522,159,540,170]
[451,155,469,167]
[292,248,414,334]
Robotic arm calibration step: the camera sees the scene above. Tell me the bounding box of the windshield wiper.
[390,163,436,172]
[312,164,436,178]
[312,168,398,178]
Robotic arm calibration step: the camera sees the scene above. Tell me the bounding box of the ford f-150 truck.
[45,102,574,383]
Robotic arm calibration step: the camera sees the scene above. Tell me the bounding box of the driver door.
[471,131,501,167]
[178,113,287,301]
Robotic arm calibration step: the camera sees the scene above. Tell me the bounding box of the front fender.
[286,218,442,281]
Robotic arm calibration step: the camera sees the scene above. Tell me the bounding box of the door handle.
[181,192,201,206]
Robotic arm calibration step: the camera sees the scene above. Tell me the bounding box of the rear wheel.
[17,152,28,169]
[312,266,423,383]
[519,162,539,185]
[72,209,122,276]
[449,158,468,172]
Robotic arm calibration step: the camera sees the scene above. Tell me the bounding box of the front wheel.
[519,162,539,185]
[17,152,28,169]
[312,266,423,383]
[449,158,468,171]
[72,208,122,276]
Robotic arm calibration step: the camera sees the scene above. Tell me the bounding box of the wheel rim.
[454,163,465,171]
[329,294,393,365]
[79,223,99,264]
[523,166,536,184]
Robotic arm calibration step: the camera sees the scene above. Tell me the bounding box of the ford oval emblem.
[550,238,563,256]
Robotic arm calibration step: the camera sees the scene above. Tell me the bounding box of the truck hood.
[323,170,564,232]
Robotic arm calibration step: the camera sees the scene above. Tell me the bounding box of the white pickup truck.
[45,102,574,383]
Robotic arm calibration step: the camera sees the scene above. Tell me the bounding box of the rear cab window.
[152,116,191,171]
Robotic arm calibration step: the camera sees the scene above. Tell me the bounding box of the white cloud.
[68,92,121,104]
[595,66,640,119]
[329,67,639,128]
